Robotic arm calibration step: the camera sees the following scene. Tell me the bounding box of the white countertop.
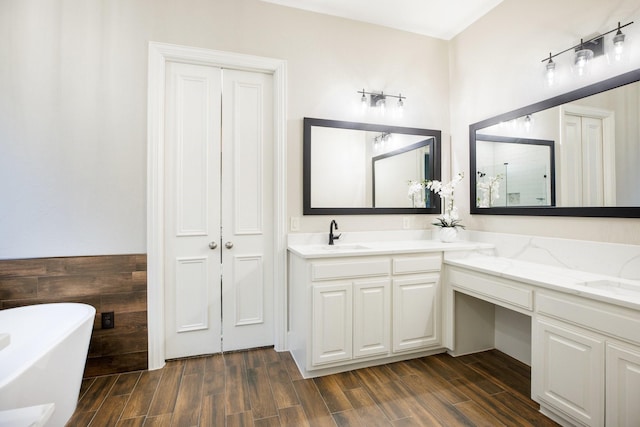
[445,255,640,311]
[288,239,494,259]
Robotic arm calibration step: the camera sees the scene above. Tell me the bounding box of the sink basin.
[318,244,370,251]
[580,279,640,297]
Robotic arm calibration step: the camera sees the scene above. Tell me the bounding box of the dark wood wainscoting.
[0,254,148,377]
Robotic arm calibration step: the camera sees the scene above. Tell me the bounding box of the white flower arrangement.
[408,172,465,228]
[476,173,503,208]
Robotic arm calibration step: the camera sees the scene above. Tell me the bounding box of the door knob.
[208,241,218,250]
[225,241,234,249]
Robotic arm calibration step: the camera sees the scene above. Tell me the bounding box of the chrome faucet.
[329,220,341,245]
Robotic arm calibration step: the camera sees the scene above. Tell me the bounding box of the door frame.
[147,42,287,370]
[559,104,616,206]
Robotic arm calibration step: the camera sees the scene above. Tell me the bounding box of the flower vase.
[439,227,458,243]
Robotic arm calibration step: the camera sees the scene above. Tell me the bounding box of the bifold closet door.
[163,63,274,359]
[220,69,274,352]
[164,62,223,359]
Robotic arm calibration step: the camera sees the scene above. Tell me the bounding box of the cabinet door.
[533,317,604,427]
[606,343,640,427]
[353,279,390,359]
[392,275,440,353]
[312,283,352,365]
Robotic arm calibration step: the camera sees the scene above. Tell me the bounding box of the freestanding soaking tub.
[0,303,95,426]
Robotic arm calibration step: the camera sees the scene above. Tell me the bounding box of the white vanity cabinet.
[605,342,640,426]
[311,282,353,365]
[532,290,640,427]
[533,316,605,426]
[353,278,391,359]
[312,277,391,365]
[392,255,442,352]
[289,251,443,378]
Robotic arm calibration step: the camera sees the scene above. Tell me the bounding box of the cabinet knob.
[225,241,234,249]
[208,241,218,250]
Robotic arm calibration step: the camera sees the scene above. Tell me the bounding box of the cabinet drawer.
[312,259,390,281]
[393,254,442,275]
[536,291,640,344]
[448,267,533,312]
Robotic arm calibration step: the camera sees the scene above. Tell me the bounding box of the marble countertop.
[288,239,494,259]
[445,255,640,311]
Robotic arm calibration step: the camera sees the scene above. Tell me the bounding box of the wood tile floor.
[67,348,558,426]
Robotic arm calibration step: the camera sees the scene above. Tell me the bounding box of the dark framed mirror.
[304,118,441,215]
[470,68,640,217]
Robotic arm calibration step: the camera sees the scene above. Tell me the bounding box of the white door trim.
[147,42,287,370]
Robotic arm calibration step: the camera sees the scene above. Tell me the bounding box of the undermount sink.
[580,279,640,297]
[318,244,370,251]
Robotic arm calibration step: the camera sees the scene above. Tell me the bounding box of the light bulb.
[574,48,593,76]
[613,29,625,61]
[545,58,556,86]
[396,96,404,118]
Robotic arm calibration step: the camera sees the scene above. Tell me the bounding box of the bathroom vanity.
[287,231,640,427]
[287,235,492,378]
[444,254,640,427]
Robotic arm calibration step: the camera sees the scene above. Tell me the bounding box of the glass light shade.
[524,114,533,132]
[545,59,556,85]
[613,31,625,59]
[574,48,594,75]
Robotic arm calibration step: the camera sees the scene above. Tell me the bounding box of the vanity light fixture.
[541,21,633,82]
[373,132,391,144]
[358,89,405,112]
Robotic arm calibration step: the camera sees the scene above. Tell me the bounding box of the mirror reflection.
[475,135,555,208]
[470,69,640,217]
[373,139,434,208]
[304,118,441,215]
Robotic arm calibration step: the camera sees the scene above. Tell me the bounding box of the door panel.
[533,317,604,426]
[312,283,353,365]
[221,69,274,351]
[606,343,640,426]
[353,279,390,358]
[174,257,210,332]
[581,116,604,206]
[232,255,265,326]
[392,276,439,352]
[164,62,222,359]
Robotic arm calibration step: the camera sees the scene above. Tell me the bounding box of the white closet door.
[220,69,274,351]
[164,62,222,359]
[581,116,604,206]
[561,114,583,206]
[561,108,614,207]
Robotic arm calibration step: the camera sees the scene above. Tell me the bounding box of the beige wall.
[1,0,639,260]
[0,0,449,258]
[450,0,640,244]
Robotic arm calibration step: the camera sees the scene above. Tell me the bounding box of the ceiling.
[261,0,504,40]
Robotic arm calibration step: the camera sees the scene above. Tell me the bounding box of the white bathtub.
[0,303,95,426]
